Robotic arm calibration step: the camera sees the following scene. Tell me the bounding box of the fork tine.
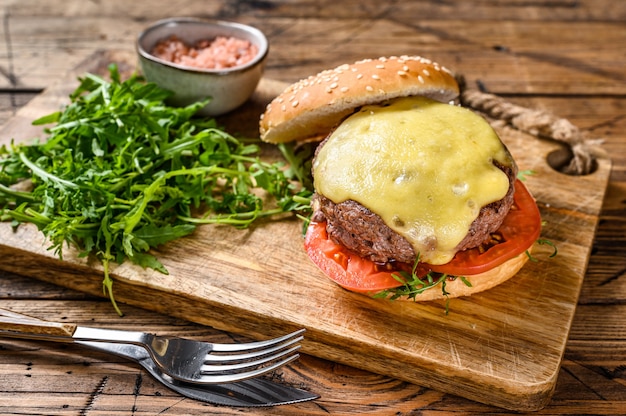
[209,329,305,353]
[192,352,301,384]
[185,330,305,384]
[203,333,303,364]
[200,345,301,373]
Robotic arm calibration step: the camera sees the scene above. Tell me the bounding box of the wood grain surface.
[1,1,625,415]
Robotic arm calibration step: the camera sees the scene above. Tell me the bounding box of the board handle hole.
[546,147,597,176]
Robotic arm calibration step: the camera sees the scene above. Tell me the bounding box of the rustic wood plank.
[0,271,94,300]
[4,0,626,21]
[0,9,623,95]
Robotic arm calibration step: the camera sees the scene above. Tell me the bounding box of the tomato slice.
[304,180,541,293]
[304,221,417,293]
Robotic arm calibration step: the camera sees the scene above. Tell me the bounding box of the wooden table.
[1,1,625,414]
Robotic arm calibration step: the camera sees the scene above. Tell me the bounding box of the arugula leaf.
[0,64,312,315]
[134,223,196,246]
[372,253,473,314]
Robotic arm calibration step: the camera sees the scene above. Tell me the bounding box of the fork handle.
[0,315,77,337]
[0,309,146,344]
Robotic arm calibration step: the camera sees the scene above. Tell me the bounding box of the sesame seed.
[397,70,407,76]
[356,73,363,79]
[422,69,430,76]
[281,104,286,112]
[372,74,380,80]
[403,65,409,72]
[376,64,385,69]
[326,86,333,93]
[340,86,349,92]
[292,100,299,107]
[366,85,374,92]
[418,75,425,84]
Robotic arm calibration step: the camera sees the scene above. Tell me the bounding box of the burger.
[259,56,542,301]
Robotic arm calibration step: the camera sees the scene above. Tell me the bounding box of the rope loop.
[458,81,606,175]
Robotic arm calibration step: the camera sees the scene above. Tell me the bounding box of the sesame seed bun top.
[259,56,460,143]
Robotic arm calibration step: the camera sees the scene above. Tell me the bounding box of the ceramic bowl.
[136,17,268,116]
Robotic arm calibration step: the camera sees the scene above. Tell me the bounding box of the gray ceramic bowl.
[137,17,268,116]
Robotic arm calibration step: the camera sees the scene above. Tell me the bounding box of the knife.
[77,340,319,407]
[0,308,319,407]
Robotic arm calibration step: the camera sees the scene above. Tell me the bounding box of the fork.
[0,309,304,385]
[79,340,319,407]
[0,308,318,407]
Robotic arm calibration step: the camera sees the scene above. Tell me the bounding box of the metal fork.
[78,340,319,407]
[0,309,304,384]
[0,308,318,407]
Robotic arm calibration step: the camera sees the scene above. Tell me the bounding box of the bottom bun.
[389,249,531,302]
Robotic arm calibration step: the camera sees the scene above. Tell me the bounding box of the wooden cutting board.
[0,50,611,411]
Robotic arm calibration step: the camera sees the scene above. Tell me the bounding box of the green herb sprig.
[527,238,558,261]
[373,256,472,314]
[0,65,311,315]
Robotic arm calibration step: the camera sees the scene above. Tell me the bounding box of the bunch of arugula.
[0,65,311,315]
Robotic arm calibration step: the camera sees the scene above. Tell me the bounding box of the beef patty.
[311,161,517,265]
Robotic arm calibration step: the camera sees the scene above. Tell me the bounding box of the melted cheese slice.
[313,96,513,265]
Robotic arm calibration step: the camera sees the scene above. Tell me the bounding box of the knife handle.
[0,314,77,337]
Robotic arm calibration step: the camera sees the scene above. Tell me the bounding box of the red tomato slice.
[304,180,541,293]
